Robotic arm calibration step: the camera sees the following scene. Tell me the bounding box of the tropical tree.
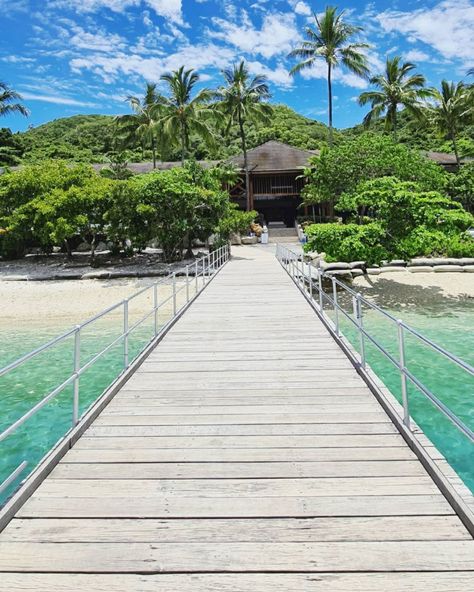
[429,80,473,167]
[117,83,162,168]
[159,66,217,165]
[358,57,434,139]
[289,6,369,145]
[216,61,272,210]
[0,82,29,119]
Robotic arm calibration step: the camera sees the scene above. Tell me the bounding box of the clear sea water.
[0,280,473,505]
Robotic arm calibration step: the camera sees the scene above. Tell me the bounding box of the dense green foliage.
[305,176,474,264]
[447,162,474,213]
[0,160,241,262]
[302,134,447,216]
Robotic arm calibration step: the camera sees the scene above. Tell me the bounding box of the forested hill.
[1,103,472,166]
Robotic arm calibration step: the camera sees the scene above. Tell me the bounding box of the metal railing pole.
[332,277,340,336]
[123,299,129,369]
[318,269,323,312]
[398,320,411,429]
[195,259,198,294]
[172,273,177,315]
[356,293,366,369]
[153,283,158,336]
[72,325,80,426]
[308,261,313,300]
[186,266,190,303]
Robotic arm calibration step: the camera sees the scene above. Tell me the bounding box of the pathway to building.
[0,246,473,590]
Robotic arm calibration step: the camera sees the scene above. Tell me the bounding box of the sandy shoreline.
[0,270,472,331]
[0,278,180,329]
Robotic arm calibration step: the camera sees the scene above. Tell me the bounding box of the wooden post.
[248,174,254,212]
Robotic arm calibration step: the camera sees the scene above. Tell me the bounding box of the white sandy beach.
[0,278,181,329]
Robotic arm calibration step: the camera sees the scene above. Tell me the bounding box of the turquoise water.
[323,287,474,492]
[0,315,158,505]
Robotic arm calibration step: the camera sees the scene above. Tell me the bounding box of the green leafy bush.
[305,223,388,265]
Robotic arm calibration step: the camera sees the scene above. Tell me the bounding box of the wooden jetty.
[0,246,473,590]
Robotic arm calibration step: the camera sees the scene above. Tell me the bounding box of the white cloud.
[403,49,431,63]
[292,1,311,16]
[377,1,474,64]
[20,92,97,107]
[211,11,299,59]
[247,60,293,88]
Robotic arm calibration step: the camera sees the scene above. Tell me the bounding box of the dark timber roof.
[423,151,472,165]
[229,141,318,173]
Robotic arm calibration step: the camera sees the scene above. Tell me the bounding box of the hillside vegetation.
[1,103,473,167]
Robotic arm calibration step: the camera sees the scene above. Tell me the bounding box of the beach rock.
[433,265,464,273]
[379,266,407,273]
[1,275,29,281]
[382,260,406,267]
[95,242,108,253]
[351,269,365,277]
[324,270,353,280]
[76,242,91,252]
[321,262,351,271]
[229,232,241,246]
[408,266,434,273]
[241,236,258,245]
[463,266,474,272]
[349,261,366,269]
[367,268,381,275]
[81,271,110,279]
[460,258,474,266]
[109,271,137,279]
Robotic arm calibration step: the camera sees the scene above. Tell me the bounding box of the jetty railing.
[0,245,230,499]
[276,244,474,444]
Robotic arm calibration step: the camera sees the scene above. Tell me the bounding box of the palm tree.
[289,6,369,145]
[429,80,473,167]
[0,81,29,118]
[216,61,272,211]
[117,83,162,168]
[468,68,474,76]
[159,66,217,165]
[358,57,434,139]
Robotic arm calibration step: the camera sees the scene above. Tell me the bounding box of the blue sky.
[1,0,473,132]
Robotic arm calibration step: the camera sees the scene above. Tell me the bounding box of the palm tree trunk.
[452,133,461,168]
[327,62,333,147]
[392,105,398,142]
[152,136,157,169]
[238,113,251,212]
[181,124,186,167]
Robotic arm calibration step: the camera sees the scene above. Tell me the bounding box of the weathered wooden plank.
[33,476,439,498]
[3,516,469,543]
[17,494,452,518]
[75,434,404,449]
[50,460,428,480]
[94,412,390,425]
[101,405,384,416]
[64,446,416,463]
[86,422,398,437]
[139,360,354,372]
[1,541,473,572]
[2,572,474,592]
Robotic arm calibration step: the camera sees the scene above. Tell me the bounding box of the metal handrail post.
[318,269,323,312]
[72,325,81,426]
[172,273,177,315]
[185,265,190,303]
[123,299,129,369]
[332,277,340,336]
[398,320,411,429]
[356,293,366,369]
[195,259,198,294]
[308,262,313,300]
[153,283,158,336]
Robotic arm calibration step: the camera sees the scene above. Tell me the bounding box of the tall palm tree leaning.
[289,6,369,145]
[216,61,272,211]
[429,80,473,167]
[117,83,161,168]
[159,66,217,165]
[358,57,434,140]
[0,81,29,118]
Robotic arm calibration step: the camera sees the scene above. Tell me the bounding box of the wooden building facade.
[229,141,318,227]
